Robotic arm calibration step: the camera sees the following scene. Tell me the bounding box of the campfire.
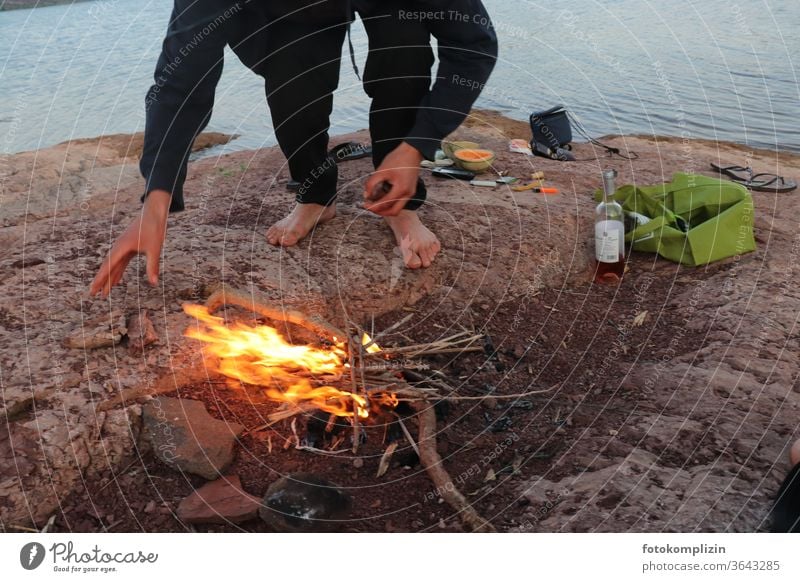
[93,285,551,532]
[180,288,490,439]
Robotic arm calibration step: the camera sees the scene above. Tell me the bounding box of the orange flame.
[183,304,368,418]
[361,332,382,354]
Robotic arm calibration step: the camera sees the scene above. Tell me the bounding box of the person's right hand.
[89,190,171,297]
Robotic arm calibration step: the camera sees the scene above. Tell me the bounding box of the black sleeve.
[404,0,498,160]
[140,1,242,212]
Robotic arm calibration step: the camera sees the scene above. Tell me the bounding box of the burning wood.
[184,304,367,419]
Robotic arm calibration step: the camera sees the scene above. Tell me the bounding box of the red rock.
[142,397,244,480]
[177,476,261,525]
[127,311,158,353]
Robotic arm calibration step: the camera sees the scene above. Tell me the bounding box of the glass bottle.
[594,169,625,283]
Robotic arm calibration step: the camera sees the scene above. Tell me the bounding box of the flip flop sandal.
[328,141,372,162]
[711,162,797,193]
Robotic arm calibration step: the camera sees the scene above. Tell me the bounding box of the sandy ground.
[1,111,798,532]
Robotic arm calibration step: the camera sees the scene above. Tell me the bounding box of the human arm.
[403,0,499,161]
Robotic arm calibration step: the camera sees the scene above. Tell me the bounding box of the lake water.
[1,0,798,157]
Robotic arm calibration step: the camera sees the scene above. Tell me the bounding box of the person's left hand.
[363,142,423,216]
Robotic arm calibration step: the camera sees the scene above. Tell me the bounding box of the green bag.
[594,173,756,266]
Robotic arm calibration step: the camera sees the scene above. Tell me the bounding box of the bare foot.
[266,203,336,246]
[383,210,441,269]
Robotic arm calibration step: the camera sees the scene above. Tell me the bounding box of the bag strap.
[567,111,639,161]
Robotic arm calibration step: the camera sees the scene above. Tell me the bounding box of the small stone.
[177,476,260,525]
[143,500,156,514]
[352,458,364,469]
[481,396,498,410]
[489,415,513,433]
[259,473,351,532]
[62,310,127,349]
[142,397,244,480]
[127,311,158,353]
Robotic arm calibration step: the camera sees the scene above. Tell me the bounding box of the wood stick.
[295,445,349,456]
[394,415,420,457]
[265,402,318,424]
[444,383,560,401]
[363,312,414,349]
[205,284,346,340]
[346,324,360,454]
[403,369,456,395]
[404,346,485,357]
[96,458,140,493]
[376,442,398,478]
[97,357,211,411]
[363,332,481,353]
[413,401,495,533]
[372,335,483,355]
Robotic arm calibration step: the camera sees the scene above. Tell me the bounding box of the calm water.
[1,0,798,156]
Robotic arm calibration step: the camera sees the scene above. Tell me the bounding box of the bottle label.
[595,222,621,263]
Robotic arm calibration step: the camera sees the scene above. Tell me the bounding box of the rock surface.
[1,115,798,531]
[142,398,244,480]
[177,475,261,525]
[259,473,351,532]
